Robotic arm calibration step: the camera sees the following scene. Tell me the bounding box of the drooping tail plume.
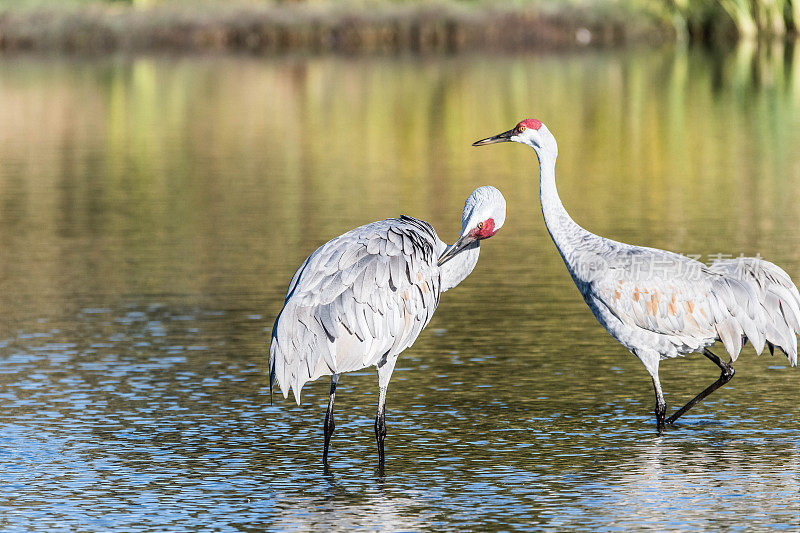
[710,257,800,365]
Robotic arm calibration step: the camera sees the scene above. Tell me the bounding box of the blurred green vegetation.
[0,0,668,52]
[0,0,796,51]
[665,0,800,40]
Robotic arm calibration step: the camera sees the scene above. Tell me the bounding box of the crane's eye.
[517,125,526,133]
[477,222,484,230]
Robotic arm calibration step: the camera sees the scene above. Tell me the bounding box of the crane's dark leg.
[375,358,396,467]
[666,349,734,425]
[375,385,388,464]
[652,375,667,434]
[269,377,273,406]
[268,352,275,406]
[323,374,340,464]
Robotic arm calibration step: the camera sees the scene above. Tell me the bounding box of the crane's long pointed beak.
[472,128,514,146]
[438,234,473,266]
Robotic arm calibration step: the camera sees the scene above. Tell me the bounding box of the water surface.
[1,44,799,530]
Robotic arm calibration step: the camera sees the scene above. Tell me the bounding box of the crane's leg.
[268,347,275,406]
[652,374,667,434]
[375,357,397,465]
[638,350,666,433]
[323,373,340,464]
[375,385,388,464]
[666,348,734,425]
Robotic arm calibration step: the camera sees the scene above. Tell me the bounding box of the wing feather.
[269,216,445,402]
[583,247,800,363]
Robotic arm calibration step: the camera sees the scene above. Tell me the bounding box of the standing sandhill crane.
[269,186,506,462]
[474,119,800,431]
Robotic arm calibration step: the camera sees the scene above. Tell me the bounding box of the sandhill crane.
[474,119,800,431]
[269,186,506,462]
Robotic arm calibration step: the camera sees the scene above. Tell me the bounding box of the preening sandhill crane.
[475,119,800,431]
[269,186,506,462]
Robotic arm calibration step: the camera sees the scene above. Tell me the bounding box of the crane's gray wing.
[269,216,442,403]
[584,245,800,362]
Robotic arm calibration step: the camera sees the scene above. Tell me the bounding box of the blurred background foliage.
[0,0,798,53]
[665,0,800,39]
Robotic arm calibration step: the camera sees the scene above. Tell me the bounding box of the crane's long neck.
[536,148,588,262]
[440,241,480,293]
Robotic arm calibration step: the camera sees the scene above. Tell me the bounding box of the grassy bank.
[0,1,670,53]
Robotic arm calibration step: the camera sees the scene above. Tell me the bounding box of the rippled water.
[1,43,799,530]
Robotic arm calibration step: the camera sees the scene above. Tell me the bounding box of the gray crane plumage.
[270,215,444,401]
[269,186,506,462]
[474,119,800,430]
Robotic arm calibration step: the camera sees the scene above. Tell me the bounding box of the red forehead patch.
[474,218,496,239]
[516,119,542,131]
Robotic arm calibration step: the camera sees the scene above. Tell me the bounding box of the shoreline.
[0,2,672,54]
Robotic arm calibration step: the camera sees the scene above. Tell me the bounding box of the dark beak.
[472,128,514,146]
[438,234,475,266]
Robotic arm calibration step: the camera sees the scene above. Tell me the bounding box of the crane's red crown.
[515,119,542,134]
[470,218,496,239]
